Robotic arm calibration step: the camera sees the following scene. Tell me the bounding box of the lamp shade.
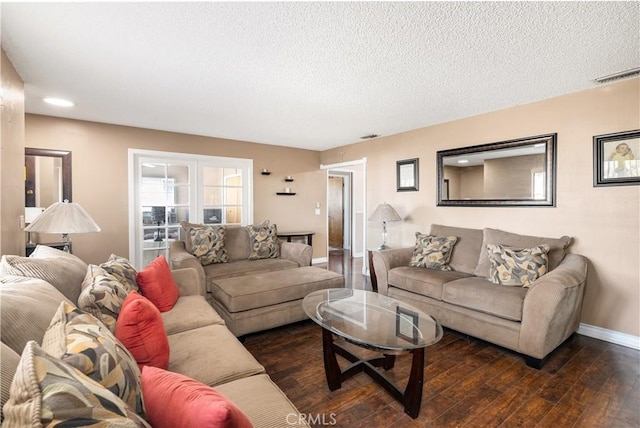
[24,200,101,234]
[368,203,402,223]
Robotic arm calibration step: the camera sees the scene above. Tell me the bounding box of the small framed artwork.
[395,306,419,344]
[594,129,640,187]
[396,158,419,192]
[203,208,222,224]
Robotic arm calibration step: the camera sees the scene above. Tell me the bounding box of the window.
[129,150,253,269]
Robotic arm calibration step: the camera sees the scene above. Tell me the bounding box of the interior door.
[328,176,344,248]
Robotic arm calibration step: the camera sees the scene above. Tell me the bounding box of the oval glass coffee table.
[302,288,442,418]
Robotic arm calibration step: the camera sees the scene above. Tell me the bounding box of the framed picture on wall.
[396,158,419,191]
[593,129,640,187]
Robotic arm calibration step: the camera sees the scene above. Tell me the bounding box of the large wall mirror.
[437,133,556,207]
[25,148,72,209]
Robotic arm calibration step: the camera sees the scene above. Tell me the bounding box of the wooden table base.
[321,328,425,418]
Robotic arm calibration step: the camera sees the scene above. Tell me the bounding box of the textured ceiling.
[2,2,638,151]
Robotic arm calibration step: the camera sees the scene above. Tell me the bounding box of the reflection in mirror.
[24,148,72,208]
[437,134,556,207]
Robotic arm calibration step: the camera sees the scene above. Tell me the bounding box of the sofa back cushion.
[224,226,252,260]
[0,246,87,303]
[1,342,21,422]
[474,228,572,278]
[0,278,69,355]
[429,224,483,274]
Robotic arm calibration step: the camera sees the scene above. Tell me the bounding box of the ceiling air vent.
[593,67,640,84]
[360,134,380,139]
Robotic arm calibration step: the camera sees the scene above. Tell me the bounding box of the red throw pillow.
[141,366,253,428]
[115,292,169,370]
[136,255,179,312]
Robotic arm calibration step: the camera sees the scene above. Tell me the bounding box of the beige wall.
[0,49,26,256]
[321,78,640,337]
[23,115,327,264]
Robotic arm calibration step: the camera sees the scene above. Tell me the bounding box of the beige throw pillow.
[475,228,571,278]
[487,244,550,287]
[409,233,458,271]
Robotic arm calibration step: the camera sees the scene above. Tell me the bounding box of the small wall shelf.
[284,178,294,182]
[276,192,296,196]
[261,171,271,176]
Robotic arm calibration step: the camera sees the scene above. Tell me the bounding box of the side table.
[368,250,378,292]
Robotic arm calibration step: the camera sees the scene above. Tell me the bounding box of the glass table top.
[302,288,442,352]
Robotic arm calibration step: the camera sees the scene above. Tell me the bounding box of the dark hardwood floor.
[244,250,640,427]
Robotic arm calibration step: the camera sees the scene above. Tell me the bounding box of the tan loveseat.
[372,224,587,368]
[0,247,310,427]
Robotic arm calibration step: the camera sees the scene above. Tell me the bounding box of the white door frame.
[321,157,367,274]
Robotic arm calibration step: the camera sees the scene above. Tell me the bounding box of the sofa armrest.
[519,253,588,359]
[169,241,206,295]
[171,267,205,296]
[280,242,313,267]
[372,247,414,295]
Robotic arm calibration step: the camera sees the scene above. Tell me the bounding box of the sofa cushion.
[430,224,484,274]
[247,222,280,260]
[115,292,170,370]
[186,224,230,265]
[78,264,129,330]
[204,258,299,283]
[210,266,344,313]
[388,266,471,300]
[42,301,145,416]
[3,341,147,427]
[0,278,69,356]
[100,254,139,292]
[0,246,87,303]
[409,232,457,270]
[137,255,180,312]
[475,228,572,278]
[161,295,226,335]
[442,276,528,321]
[141,366,252,428]
[487,244,549,287]
[215,374,309,427]
[167,324,265,386]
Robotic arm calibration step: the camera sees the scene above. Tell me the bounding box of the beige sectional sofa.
[372,224,588,368]
[0,247,310,427]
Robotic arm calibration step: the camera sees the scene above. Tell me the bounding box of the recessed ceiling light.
[44,97,74,107]
[457,159,469,164]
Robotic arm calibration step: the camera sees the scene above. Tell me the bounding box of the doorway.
[328,175,348,249]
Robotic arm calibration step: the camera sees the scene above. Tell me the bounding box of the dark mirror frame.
[25,148,72,204]
[436,133,557,207]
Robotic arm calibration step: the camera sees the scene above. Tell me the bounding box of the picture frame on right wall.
[593,129,640,187]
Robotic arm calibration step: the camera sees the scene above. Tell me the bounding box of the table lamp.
[368,203,402,249]
[24,200,101,252]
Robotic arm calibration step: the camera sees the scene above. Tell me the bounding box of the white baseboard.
[312,257,328,265]
[577,323,640,350]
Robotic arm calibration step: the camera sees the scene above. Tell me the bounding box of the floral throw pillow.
[409,233,458,271]
[42,301,145,416]
[247,223,280,260]
[78,264,130,331]
[3,341,148,427]
[187,225,229,265]
[100,254,139,292]
[487,244,550,287]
